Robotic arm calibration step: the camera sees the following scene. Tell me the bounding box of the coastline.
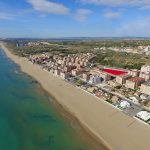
[0,43,109,150]
[1,42,150,150]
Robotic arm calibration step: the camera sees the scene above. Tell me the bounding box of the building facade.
[125,77,145,89]
[140,81,150,96]
[116,74,131,85]
[89,75,102,84]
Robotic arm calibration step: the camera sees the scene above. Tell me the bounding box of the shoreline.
[1,42,150,150]
[46,88,109,150]
[43,88,110,150]
[0,43,109,150]
[32,78,108,150]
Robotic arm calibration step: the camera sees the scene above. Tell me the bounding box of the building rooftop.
[118,74,131,78]
[103,68,127,76]
[130,69,139,72]
[90,69,109,76]
[137,111,150,121]
[128,77,145,82]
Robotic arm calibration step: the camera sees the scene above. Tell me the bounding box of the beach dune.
[1,42,150,150]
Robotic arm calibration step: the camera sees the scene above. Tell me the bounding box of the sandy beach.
[1,42,150,150]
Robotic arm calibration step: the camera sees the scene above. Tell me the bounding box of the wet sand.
[1,42,150,150]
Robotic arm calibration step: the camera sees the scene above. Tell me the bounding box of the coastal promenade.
[1,42,150,150]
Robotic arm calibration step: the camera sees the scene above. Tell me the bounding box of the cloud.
[27,0,70,15]
[75,9,92,21]
[104,11,121,19]
[0,13,15,20]
[141,5,150,10]
[80,0,125,6]
[80,0,150,9]
[116,17,150,36]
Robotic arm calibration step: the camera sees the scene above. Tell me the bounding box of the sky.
[0,0,150,38]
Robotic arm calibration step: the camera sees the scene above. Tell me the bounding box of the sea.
[0,48,103,150]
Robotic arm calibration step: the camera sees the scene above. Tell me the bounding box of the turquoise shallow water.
[0,48,93,150]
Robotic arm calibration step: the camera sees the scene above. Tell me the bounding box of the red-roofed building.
[125,77,145,89]
[103,68,127,77]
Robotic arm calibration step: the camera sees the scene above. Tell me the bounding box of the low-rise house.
[82,73,90,82]
[119,101,130,109]
[111,96,120,104]
[60,71,68,79]
[87,87,98,94]
[50,68,54,74]
[107,80,120,87]
[136,111,150,122]
[146,51,150,55]
[62,60,66,65]
[68,62,73,66]
[144,101,150,109]
[71,57,75,63]
[95,93,107,101]
[80,61,84,66]
[95,91,111,101]
[129,97,140,104]
[84,61,88,66]
[72,69,84,76]
[125,77,145,89]
[134,91,141,97]
[140,81,150,96]
[64,66,72,72]
[140,94,150,100]
[75,64,82,69]
[54,69,60,76]
[80,84,90,90]
[57,59,63,65]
